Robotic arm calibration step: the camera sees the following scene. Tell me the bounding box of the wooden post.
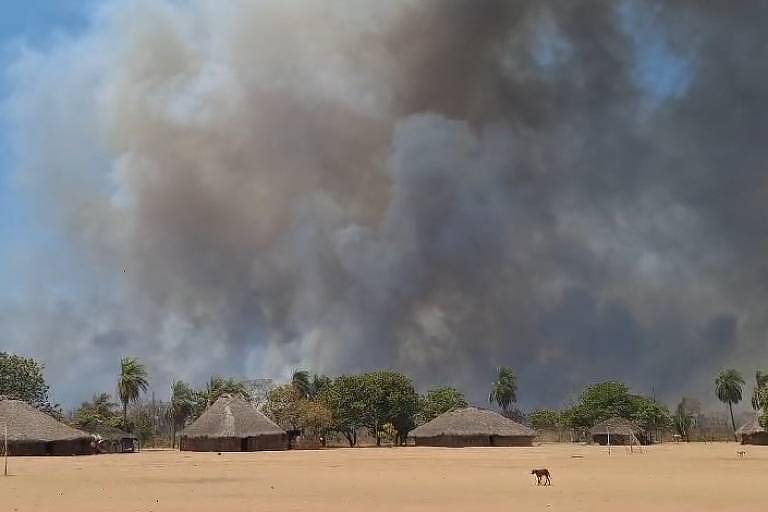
[607,427,611,456]
[4,425,8,476]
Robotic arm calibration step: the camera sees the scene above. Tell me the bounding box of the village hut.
[590,417,643,446]
[180,394,288,452]
[736,415,768,445]
[79,422,138,453]
[409,407,536,447]
[0,398,94,456]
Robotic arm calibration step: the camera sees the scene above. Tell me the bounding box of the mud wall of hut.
[490,435,535,447]
[9,439,94,456]
[742,433,768,445]
[592,434,632,446]
[180,435,288,452]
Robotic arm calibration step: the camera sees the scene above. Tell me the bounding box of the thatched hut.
[79,422,138,453]
[736,415,768,445]
[409,407,536,447]
[0,398,94,456]
[180,394,288,452]
[590,417,643,445]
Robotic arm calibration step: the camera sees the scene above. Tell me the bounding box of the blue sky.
[0,1,97,298]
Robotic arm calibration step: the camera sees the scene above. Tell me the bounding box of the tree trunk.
[171,421,176,449]
[122,402,128,431]
[729,402,737,441]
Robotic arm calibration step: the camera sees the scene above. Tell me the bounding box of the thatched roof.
[736,414,766,436]
[590,417,641,435]
[0,398,92,442]
[79,422,137,440]
[410,407,536,438]
[182,394,285,438]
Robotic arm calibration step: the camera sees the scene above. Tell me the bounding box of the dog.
[737,450,747,458]
[531,468,551,486]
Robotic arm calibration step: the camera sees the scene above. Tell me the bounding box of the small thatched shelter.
[180,394,288,452]
[0,398,94,456]
[79,422,138,453]
[590,417,643,446]
[736,415,768,445]
[409,407,536,447]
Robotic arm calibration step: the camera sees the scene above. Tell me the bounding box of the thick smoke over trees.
[3,0,768,407]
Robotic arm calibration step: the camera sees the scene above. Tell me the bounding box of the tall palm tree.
[489,366,517,416]
[715,368,745,439]
[292,370,311,399]
[751,371,768,410]
[117,357,149,430]
[167,380,194,448]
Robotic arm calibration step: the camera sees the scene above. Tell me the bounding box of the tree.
[751,371,768,410]
[204,376,250,405]
[528,409,561,430]
[421,387,467,423]
[488,367,517,416]
[0,352,58,414]
[74,392,119,427]
[265,384,302,430]
[714,368,745,439]
[673,399,696,442]
[297,399,333,443]
[319,375,366,447]
[358,371,420,446]
[167,380,195,448]
[630,396,672,443]
[291,370,312,399]
[117,357,149,430]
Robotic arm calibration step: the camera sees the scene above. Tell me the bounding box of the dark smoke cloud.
[3,0,768,409]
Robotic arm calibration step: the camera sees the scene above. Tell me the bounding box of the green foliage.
[489,367,517,414]
[132,409,155,445]
[714,368,745,437]
[319,374,366,447]
[297,399,333,440]
[630,395,672,431]
[561,381,634,429]
[673,398,696,441]
[528,409,562,430]
[266,384,302,430]
[751,371,768,410]
[204,376,251,405]
[758,387,768,429]
[421,386,467,423]
[0,352,58,413]
[74,392,120,427]
[357,371,420,446]
[167,380,196,446]
[291,370,311,399]
[117,357,149,429]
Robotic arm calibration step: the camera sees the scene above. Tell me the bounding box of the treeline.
[4,351,768,445]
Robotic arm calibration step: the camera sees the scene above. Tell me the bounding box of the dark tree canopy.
[0,352,57,413]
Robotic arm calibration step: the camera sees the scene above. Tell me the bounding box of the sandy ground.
[1,442,766,512]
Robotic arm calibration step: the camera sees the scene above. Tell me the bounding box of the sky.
[1,1,765,414]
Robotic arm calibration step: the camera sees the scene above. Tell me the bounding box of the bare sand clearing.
[1,443,766,512]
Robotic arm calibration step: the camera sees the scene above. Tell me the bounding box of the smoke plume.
[3,0,768,408]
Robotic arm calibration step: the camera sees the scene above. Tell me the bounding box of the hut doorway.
[241,438,248,451]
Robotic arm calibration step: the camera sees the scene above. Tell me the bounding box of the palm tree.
[167,380,194,448]
[715,368,745,439]
[117,357,149,430]
[489,366,517,416]
[204,376,250,405]
[291,370,311,399]
[751,371,768,410]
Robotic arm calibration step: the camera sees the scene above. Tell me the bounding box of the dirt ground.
[1,442,766,512]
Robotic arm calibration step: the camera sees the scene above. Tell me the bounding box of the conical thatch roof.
[182,394,285,438]
[736,414,766,435]
[410,407,536,438]
[0,398,92,442]
[590,417,640,435]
